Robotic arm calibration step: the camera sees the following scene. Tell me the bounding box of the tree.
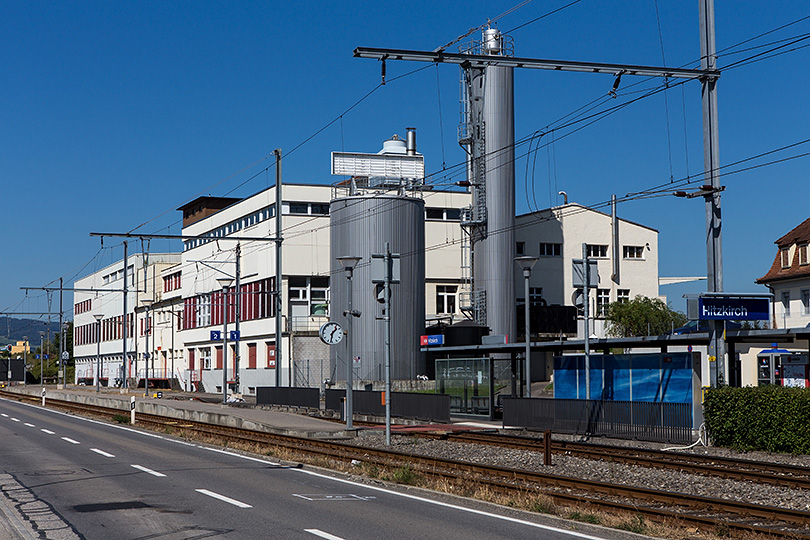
[604,295,688,337]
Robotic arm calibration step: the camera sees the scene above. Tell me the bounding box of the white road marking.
[23,423,35,427]
[1,413,7,417]
[195,489,252,508]
[305,530,344,540]
[40,429,55,435]
[10,418,19,422]
[130,465,166,477]
[61,437,80,444]
[90,448,115,458]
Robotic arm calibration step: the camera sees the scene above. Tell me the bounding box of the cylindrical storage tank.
[330,195,426,383]
[475,27,516,340]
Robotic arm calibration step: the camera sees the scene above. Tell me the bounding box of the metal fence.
[325,389,450,423]
[503,397,694,444]
[256,387,320,409]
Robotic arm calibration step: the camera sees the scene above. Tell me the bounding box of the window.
[800,244,809,266]
[200,348,211,370]
[436,285,457,314]
[539,243,561,257]
[596,289,610,315]
[247,344,257,369]
[783,291,791,317]
[196,294,211,327]
[623,246,644,259]
[163,271,181,292]
[426,208,444,220]
[781,248,791,268]
[516,242,525,256]
[425,207,462,221]
[288,202,310,214]
[617,289,630,303]
[311,203,329,216]
[288,276,329,316]
[802,289,810,315]
[530,287,543,305]
[587,244,608,258]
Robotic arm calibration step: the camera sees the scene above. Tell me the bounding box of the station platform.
[1,385,496,439]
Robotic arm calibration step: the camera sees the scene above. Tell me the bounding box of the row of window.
[75,299,92,314]
[183,205,276,251]
[183,278,276,329]
[782,289,810,317]
[515,242,648,260]
[781,244,809,268]
[163,271,181,292]
[75,315,136,346]
[189,342,275,371]
[102,265,134,285]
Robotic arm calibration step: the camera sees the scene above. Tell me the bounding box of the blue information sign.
[229,330,240,341]
[698,297,769,321]
[420,334,444,346]
[210,330,221,341]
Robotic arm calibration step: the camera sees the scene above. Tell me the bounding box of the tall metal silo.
[463,27,516,340]
[330,194,426,383]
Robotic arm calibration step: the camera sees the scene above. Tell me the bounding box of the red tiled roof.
[756,217,810,284]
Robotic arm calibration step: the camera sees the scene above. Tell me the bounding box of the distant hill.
[0,317,63,345]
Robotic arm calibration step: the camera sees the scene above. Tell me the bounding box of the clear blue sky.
[2,1,808,320]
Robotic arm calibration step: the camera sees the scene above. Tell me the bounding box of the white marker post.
[41,388,45,407]
[130,396,136,424]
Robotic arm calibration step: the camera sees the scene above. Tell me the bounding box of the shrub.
[703,386,810,454]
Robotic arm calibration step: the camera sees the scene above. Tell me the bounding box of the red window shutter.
[248,344,256,369]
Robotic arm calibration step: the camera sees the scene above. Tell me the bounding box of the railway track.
[3,390,810,539]
[420,430,810,490]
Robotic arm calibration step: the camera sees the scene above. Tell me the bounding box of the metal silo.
[330,194,426,383]
[462,27,516,340]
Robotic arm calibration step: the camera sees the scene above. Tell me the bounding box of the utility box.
[757,349,809,388]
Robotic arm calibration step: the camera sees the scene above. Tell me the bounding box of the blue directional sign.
[229,330,240,341]
[698,297,769,321]
[210,330,222,341]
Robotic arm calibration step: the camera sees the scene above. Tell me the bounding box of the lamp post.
[22,336,28,386]
[94,314,104,392]
[515,256,539,397]
[217,277,234,404]
[141,299,153,396]
[38,330,45,388]
[337,256,360,430]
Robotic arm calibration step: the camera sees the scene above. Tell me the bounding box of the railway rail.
[2,390,809,539]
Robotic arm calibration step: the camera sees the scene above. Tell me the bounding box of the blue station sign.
[698,297,769,321]
[420,334,444,346]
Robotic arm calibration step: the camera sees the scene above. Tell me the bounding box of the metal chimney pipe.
[406,128,416,155]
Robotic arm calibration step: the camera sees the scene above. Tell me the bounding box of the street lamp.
[22,336,28,386]
[141,299,153,396]
[337,256,361,430]
[217,277,234,404]
[93,314,104,392]
[515,256,538,398]
[38,330,45,388]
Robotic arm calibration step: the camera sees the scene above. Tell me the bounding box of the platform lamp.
[38,330,45,389]
[515,256,539,398]
[217,277,234,404]
[93,313,104,392]
[141,299,153,396]
[337,256,361,430]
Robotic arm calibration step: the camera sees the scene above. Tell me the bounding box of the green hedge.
[703,386,810,454]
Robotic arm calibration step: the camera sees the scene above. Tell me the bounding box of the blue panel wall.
[553,353,693,404]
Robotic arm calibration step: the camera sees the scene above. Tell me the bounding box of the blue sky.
[2,1,809,319]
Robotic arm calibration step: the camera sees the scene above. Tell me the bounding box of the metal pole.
[384,242,392,446]
[39,332,44,389]
[22,337,27,386]
[59,278,64,389]
[122,241,129,389]
[345,265,354,430]
[144,305,149,396]
[523,267,532,398]
[582,243,590,400]
[96,318,101,392]
[274,148,283,388]
[222,286,229,404]
[171,309,175,390]
[700,0,725,385]
[235,242,241,395]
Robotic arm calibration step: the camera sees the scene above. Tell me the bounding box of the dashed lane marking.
[61,437,80,444]
[130,464,166,477]
[40,429,55,435]
[195,489,252,508]
[305,530,344,540]
[90,448,115,458]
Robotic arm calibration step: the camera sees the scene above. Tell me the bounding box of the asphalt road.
[0,398,642,540]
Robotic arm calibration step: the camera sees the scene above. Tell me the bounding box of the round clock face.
[319,321,344,345]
